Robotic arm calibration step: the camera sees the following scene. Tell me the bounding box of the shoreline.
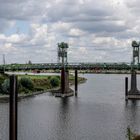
[78,72,139,74]
[6,70,140,74]
[0,87,60,103]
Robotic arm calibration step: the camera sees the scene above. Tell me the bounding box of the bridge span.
[0,62,134,71]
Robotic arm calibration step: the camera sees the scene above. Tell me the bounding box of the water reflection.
[125,100,140,133]
[56,98,71,140]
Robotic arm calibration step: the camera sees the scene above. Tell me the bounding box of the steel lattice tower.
[57,42,68,66]
[131,41,140,69]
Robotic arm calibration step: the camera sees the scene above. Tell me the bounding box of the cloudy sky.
[0,0,139,64]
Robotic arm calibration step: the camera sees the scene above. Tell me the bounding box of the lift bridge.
[0,42,140,98]
[0,42,136,72]
[0,62,134,72]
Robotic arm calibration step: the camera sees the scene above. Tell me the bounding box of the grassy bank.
[0,74,86,96]
[18,74,86,92]
[18,75,61,92]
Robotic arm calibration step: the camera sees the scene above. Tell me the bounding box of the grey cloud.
[125,0,140,15]
[126,0,140,8]
[46,0,115,23]
[0,0,129,35]
[0,1,47,21]
[73,20,127,33]
[45,1,128,36]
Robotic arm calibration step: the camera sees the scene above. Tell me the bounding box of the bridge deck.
[0,62,135,71]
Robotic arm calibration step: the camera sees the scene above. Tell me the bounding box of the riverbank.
[0,74,87,102]
[77,70,138,74]
[6,70,140,75]
[5,70,138,75]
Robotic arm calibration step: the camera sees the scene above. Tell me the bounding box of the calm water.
[1,74,140,140]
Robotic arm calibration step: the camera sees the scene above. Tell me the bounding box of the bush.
[47,76,51,80]
[0,75,6,85]
[19,86,30,94]
[56,75,60,80]
[1,79,10,94]
[19,77,34,90]
[49,77,60,87]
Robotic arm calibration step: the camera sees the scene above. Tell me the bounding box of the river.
[1,74,140,140]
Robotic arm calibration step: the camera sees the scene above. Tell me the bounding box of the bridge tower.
[125,41,140,101]
[55,42,73,97]
[129,41,140,95]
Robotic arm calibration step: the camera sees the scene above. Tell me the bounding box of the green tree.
[19,77,34,90]
[50,77,60,87]
[1,79,10,94]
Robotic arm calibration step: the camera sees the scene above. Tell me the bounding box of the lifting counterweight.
[131,41,140,67]
[57,42,68,65]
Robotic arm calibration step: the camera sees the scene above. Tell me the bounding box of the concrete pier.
[126,70,140,100]
[9,75,18,140]
[128,70,140,95]
[54,69,74,97]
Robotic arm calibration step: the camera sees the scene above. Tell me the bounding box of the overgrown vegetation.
[49,77,60,87]
[19,77,34,90]
[1,79,10,94]
[0,74,61,94]
[0,73,85,95]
